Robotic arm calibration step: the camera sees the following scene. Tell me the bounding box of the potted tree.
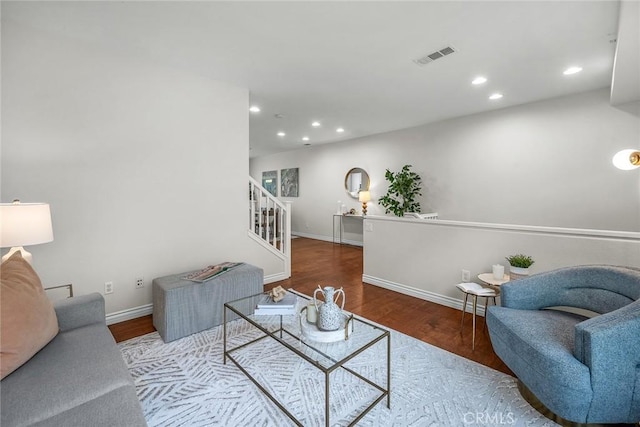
[505,254,535,279]
[378,165,423,217]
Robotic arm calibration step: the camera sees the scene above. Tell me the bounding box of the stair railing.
[248,177,291,276]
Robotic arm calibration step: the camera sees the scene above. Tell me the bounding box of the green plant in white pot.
[505,254,534,279]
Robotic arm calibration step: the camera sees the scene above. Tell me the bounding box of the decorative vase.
[313,285,345,331]
[509,266,530,280]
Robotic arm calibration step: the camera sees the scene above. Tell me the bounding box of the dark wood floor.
[109,237,511,375]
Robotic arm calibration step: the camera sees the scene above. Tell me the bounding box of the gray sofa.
[1,293,147,427]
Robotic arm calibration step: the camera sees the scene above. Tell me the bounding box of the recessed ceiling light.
[277,132,285,137]
[563,66,583,75]
[302,136,309,141]
[311,121,321,127]
[249,105,261,113]
[489,93,503,100]
[336,128,345,133]
[472,76,487,85]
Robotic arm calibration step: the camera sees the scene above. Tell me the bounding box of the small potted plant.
[505,254,535,279]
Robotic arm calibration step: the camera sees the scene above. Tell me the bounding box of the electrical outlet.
[135,277,144,289]
[461,269,471,282]
[104,281,114,294]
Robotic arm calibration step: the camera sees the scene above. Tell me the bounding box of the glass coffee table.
[223,290,390,427]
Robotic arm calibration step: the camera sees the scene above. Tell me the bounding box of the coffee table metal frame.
[223,291,390,427]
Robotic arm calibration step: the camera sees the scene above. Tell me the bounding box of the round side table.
[477,273,510,287]
[456,282,499,351]
[467,273,510,350]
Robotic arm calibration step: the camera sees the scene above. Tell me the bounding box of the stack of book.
[254,293,297,316]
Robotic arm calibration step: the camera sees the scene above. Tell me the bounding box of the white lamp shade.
[612,149,640,170]
[0,203,54,248]
[358,191,371,203]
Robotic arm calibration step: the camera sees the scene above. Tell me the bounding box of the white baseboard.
[106,303,153,325]
[107,274,484,326]
[362,274,489,316]
[340,238,363,247]
[264,272,290,284]
[292,231,332,242]
[292,231,363,247]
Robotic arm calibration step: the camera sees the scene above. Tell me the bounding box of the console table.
[332,214,364,245]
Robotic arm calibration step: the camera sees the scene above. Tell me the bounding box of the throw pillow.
[1,251,59,379]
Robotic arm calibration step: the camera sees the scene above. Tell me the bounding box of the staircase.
[248,177,291,278]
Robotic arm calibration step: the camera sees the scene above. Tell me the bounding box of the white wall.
[363,217,640,315]
[1,19,283,317]
[251,89,640,239]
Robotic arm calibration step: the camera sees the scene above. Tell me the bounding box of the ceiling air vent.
[413,46,457,66]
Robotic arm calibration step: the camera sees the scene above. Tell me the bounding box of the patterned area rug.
[119,316,557,427]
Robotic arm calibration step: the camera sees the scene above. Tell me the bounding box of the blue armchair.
[486,265,640,424]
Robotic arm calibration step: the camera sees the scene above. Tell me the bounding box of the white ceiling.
[3,1,623,158]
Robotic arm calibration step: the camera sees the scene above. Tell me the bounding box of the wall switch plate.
[461,270,471,282]
[135,277,144,289]
[104,281,114,294]
[365,222,374,232]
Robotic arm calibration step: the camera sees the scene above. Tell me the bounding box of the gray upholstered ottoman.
[152,263,263,342]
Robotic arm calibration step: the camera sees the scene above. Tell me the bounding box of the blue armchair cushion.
[488,307,592,421]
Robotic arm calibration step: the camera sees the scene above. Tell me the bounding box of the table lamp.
[359,191,371,216]
[0,200,54,264]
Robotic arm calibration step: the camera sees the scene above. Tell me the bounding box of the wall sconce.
[359,191,371,216]
[612,149,640,170]
[0,200,54,264]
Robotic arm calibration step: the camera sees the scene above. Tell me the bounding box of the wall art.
[281,168,299,197]
[262,170,278,196]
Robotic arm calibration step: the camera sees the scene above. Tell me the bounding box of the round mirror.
[344,168,370,199]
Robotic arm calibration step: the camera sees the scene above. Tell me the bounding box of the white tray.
[299,307,354,342]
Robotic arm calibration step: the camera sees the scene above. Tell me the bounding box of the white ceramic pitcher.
[313,285,345,331]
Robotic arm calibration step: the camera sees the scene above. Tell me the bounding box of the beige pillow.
[1,251,59,379]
